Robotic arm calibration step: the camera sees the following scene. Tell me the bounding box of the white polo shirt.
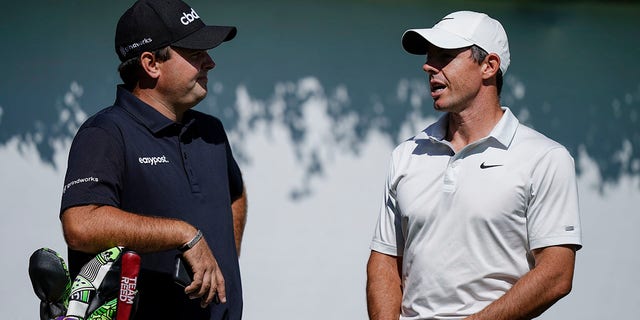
[370,107,582,319]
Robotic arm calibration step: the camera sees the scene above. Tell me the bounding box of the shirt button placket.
[443,158,458,192]
[180,129,200,193]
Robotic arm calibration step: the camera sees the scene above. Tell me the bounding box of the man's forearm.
[231,187,247,256]
[367,251,403,320]
[62,204,196,254]
[467,246,577,320]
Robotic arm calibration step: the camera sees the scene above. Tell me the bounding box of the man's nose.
[203,52,215,70]
[422,61,438,75]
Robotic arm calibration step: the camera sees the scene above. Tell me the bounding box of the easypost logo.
[139,155,170,166]
[180,8,200,25]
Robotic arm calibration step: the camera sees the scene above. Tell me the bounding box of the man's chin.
[194,93,207,105]
[432,101,446,112]
[195,84,208,98]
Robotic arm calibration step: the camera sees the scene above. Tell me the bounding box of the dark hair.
[470,45,503,95]
[117,46,171,90]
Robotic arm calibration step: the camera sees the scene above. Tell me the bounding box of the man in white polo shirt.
[366,11,582,320]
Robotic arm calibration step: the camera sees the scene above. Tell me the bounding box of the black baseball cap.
[115,0,237,61]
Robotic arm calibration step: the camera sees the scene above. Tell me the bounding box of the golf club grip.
[116,251,140,320]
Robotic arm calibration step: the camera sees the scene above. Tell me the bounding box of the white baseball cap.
[402,11,511,74]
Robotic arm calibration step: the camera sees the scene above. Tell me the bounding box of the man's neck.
[133,87,183,123]
[445,102,504,152]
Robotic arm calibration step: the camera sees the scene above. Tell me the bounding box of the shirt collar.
[114,85,177,134]
[415,107,520,148]
[489,107,519,148]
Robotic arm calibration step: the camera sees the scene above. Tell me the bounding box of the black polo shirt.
[61,86,243,319]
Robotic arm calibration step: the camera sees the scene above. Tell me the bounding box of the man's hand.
[182,236,226,308]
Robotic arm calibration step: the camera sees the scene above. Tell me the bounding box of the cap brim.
[402,28,473,55]
[172,25,237,50]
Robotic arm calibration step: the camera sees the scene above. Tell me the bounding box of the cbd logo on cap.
[180,8,200,25]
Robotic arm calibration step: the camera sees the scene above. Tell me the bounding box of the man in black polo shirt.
[60,0,247,319]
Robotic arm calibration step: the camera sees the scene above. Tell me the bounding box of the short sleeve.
[527,147,582,250]
[60,126,124,214]
[370,153,404,256]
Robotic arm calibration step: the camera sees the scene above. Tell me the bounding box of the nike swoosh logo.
[480,162,503,169]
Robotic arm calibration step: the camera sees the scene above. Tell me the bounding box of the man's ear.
[482,53,501,80]
[140,51,161,79]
